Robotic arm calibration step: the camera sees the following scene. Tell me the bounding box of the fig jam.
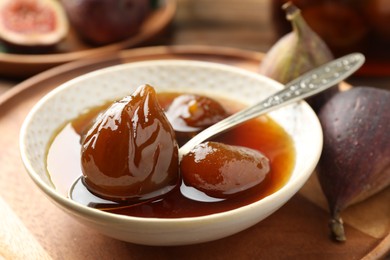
[46,92,295,218]
[80,85,179,202]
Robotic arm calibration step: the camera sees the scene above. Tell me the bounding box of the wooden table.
[1,0,389,259]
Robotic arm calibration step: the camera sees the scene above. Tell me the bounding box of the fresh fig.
[317,86,390,242]
[81,84,179,203]
[259,2,336,112]
[0,0,69,52]
[61,0,150,45]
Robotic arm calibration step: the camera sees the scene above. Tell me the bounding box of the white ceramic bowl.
[20,60,323,246]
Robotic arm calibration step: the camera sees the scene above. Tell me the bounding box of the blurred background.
[1,0,389,93]
[171,0,390,88]
[171,0,275,51]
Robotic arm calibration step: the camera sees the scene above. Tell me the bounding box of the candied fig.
[180,142,270,198]
[0,0,69,52]
[61,0,150,45]
[317,86,390,241]
[165,94,228,146]
[81,84,179,202]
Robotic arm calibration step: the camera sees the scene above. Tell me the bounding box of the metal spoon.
[70,53,365,206]
[178,52,365,201]
[179,52,365,159]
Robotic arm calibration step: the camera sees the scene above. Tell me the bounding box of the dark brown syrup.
[46,92,295,218]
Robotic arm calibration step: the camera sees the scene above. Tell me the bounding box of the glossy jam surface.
[80,85,179,202]
[165,94,228,146]
[181,141,270,198]
[46,91,295,218]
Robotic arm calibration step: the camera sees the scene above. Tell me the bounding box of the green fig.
[317,87,390,242]
[259,2,336,111]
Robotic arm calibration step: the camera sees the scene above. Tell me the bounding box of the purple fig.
[61,0,150,45]
[259,2,336,112]
[317,86,390,241]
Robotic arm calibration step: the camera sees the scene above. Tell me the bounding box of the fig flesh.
[61,0,150,45]
[0,0,68,52]
[180,141,270,198]
[317,86,390,241]
[81,84,179,203]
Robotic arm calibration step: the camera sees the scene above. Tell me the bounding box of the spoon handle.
[179,53,365,157]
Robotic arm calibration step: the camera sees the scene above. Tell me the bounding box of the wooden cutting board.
[0,45,389,260]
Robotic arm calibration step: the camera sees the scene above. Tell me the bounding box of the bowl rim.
[19,59,323,224]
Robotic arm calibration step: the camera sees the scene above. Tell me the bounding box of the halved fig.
[0,0,69,52]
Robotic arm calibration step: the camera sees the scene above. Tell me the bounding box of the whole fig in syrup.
[181,141,270,198]
[81,84,179,203]
[165,94,228,146]
[317,87,390,241]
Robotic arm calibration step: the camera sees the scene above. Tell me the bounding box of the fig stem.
[329,213,346,242]
[282,1,300,20]
[282,2,311,39]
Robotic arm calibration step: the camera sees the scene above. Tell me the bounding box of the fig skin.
[61,0,150,45]
[317,86,390,242]
[81,84,179,203]
[165,94,228,146]
[259,2,336,112]
[0,0,69,52]
[180,141,270,198]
